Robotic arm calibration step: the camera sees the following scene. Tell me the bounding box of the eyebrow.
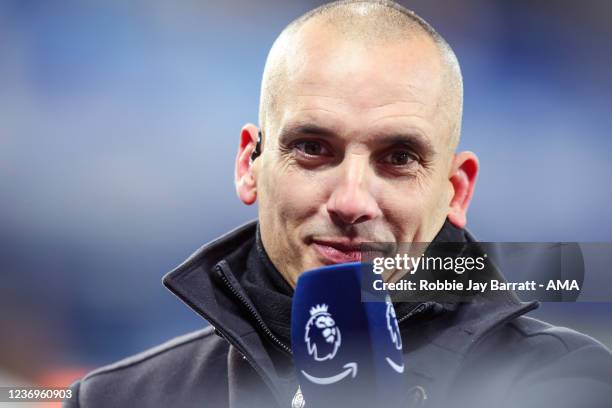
[278,123,436,158]
[278,123,337,142]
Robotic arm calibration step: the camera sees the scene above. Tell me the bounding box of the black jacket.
[65,221,612,408]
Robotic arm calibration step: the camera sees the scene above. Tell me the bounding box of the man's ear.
[447,151,479,229]
[235,123,260,205]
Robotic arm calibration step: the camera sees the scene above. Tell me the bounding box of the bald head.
[237,1,479,285]
[259,0,463,149]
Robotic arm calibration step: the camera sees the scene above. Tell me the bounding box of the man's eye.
[294,140,330,156]
[382,150,418,166]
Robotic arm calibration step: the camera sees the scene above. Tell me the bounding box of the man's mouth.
[312,240,363,264]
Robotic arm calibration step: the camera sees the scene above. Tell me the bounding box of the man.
[66,1,612,407]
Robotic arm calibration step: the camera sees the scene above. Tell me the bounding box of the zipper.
[397,302,431,324]
[216,264,293,356]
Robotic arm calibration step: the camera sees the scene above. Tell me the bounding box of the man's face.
[254,27,457,287]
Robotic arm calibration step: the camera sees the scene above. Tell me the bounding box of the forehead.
[272,24,448,145]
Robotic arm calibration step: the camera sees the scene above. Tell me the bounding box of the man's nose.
[326,154,382,225]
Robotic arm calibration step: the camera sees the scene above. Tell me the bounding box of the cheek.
[381,192,423,238]
[378,177,448,241]
[259,165,328,227]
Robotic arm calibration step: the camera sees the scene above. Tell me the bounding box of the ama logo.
[305,304,342,361]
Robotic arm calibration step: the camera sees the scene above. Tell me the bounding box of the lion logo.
[305,304,342,361]
[386,297,402,350]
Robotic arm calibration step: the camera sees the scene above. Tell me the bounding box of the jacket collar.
[162,221,290,402]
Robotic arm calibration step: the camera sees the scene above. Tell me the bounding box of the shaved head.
[237,0,478,286]
[259,0,463,149]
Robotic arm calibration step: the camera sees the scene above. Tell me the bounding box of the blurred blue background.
[1,0,611,386]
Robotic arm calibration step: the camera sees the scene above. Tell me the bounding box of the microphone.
[291,262,407,408]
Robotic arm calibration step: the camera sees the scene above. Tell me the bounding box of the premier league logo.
[384,296,405,373]
[385,297,402,350]
[305,304,342,361]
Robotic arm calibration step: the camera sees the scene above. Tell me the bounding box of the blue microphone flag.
[291,262,407,407]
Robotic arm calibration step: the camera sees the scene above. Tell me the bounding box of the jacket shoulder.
[457,313,612,384]
[84,326,222,379]
[497,317,612,406]
[471,314,612,362]
[507,315,610,353]
[65,326,230,408]
[447,315,612,407]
